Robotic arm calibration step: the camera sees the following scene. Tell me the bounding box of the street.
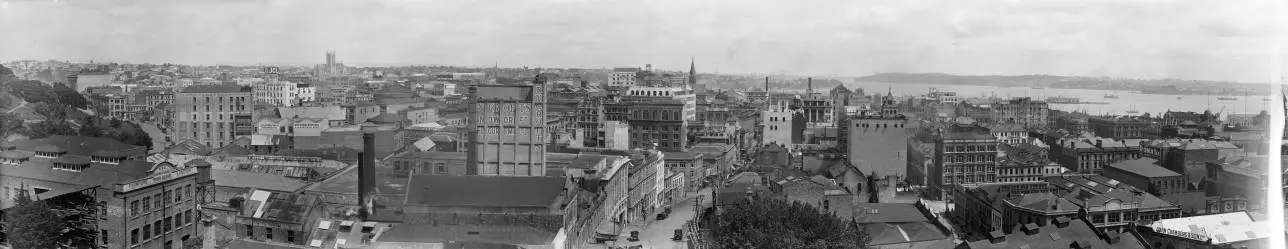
[138,122,169,154]
[611,187,712,249]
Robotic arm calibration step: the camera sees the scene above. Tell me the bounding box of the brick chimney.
[359,133,376,220]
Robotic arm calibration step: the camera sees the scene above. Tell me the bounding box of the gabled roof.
[10,135,144,157]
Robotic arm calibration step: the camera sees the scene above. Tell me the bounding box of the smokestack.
[764,77,769,91]
[808,77,813,94]
[359,133,376,220]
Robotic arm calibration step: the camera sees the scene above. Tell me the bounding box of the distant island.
[852,73,1268,96]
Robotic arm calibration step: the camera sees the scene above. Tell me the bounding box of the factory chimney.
[807,77,813,94]
[764,77,769,92]
[359,133,376,220]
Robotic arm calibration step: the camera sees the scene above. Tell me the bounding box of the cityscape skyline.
[0,0,1280,82]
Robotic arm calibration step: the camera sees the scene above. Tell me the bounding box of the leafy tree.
[715,198,870,249]
[0,112,25,138]
[23,120,77,139]
[4,187,63,249]
[46,192,98,248]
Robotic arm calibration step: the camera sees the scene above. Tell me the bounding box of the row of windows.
[945,145,997,152]
[129,185,193,217]
[191,96,249,103]
[245,225,299,243]
[130,209,194,245]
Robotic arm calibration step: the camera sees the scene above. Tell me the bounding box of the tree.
[46,192,98,248]
[5,187,63,249]
[715,198,870,249]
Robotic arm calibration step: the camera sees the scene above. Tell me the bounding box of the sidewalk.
[611,188,712,249]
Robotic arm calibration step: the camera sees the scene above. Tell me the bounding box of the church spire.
[688,58,697,86]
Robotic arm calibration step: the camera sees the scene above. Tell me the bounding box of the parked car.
[672,229,684,241]
[627,231,639,242]
[656,207,672,220]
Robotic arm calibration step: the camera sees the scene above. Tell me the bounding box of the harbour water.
[843,81,1272,117]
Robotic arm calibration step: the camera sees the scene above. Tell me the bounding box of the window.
[265,228,273,240]
[287,230,296,243]
[246,225,254,237]
[176,212,183,227]
[154,220,162,236]
[131,229,139,245]
[142,224,151,239]
[186,210,194,224]
[131,201,140,216]
[155,193,163,207]
[185,185,192,199]
[164,217,172,231]
[142,197,151,212]
[164,191,172,205]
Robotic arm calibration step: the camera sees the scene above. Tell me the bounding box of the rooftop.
[962,217,1146,248]
[375,224,557,246]
[10,135,144,157]
[404,175,565,208]
[1107,158,1181,178]
[212,170,313,193]
[1148,212,1269,245]
[0,158,153,209]
[181,84,252,93]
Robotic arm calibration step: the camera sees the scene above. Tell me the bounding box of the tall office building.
[466,76,549,176]
[174,85,254,148]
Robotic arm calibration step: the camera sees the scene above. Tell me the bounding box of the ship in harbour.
[1046,96,1080,104]
[1217,97,1238,101]
[1045,96,1109,105]
[1103,94,1119,99]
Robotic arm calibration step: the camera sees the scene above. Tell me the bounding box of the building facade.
[465,78,548,176]
[174,85,254,148]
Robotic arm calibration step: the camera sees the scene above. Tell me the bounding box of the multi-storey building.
[1205,156,1268,210]
[465,77,548,176]
[1159,140,1241,186]
[253,79,302,106]
[174,84,254,148]
[1051,136,1141,174]
[847,113,910,179]
[761,98,802,146]
[602,121,630,150]
[609,67,640,87]
[924,123,998,199]
[626,99,688,151]
[1088,116,1149,139]
[1103,158,1187,196]
[0,135,208,249]
[991,97,1049,127]
[954,175,1182,236]
[622,86,697,121]
[577,97,606,148]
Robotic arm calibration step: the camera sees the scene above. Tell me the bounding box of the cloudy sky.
[0,0,1280,82]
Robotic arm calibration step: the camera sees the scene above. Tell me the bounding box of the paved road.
[613,188,712,249]
[138,122,169,154]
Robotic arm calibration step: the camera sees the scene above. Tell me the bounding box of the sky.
[0,0,1281,82]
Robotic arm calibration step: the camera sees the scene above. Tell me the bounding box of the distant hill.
[854,73,1268,96]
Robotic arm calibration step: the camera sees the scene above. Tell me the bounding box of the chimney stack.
[807,77,813,94]
[359,133,376,220]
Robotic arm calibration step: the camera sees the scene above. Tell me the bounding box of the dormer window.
[53,156,91,172]
[91,150,127,165]
[0,151,30,166]
[34,145,67,158]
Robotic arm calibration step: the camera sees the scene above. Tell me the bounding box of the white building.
[624,86,697,122]
[603,121,630,150]
[610,67,640,87]
[295,84,317,103]
[254,80,315,106]
[762,99,796,146]
[255,117,330,137]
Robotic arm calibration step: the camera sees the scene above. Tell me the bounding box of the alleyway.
[609,187,712,249]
